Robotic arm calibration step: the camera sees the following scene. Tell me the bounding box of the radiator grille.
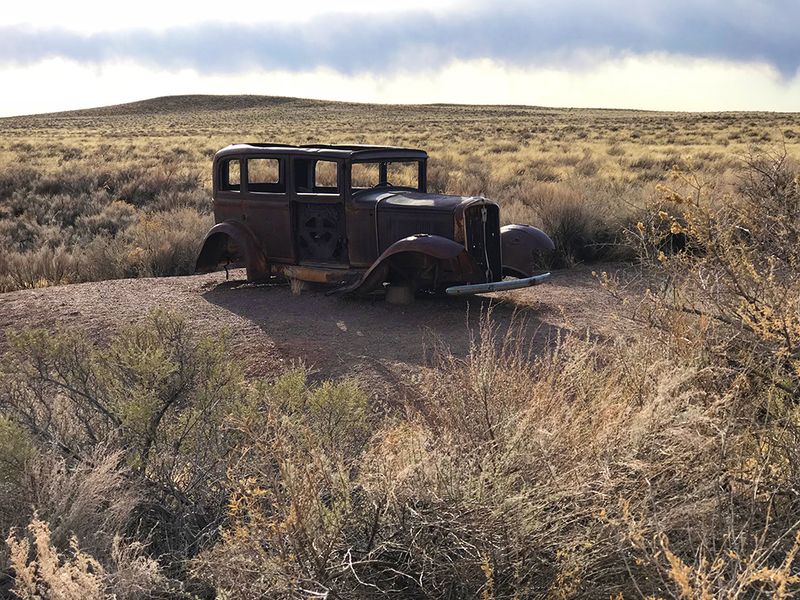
[464,204,502,283]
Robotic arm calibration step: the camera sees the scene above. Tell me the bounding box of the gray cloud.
[1,0,798,77]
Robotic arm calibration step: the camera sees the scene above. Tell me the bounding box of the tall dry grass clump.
[22,449,139,562]
[7,516,106,600]
[496,180,640,267]
[6,514,167,600]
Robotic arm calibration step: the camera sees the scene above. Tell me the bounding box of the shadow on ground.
[201,278,565,383]
[0,266,619,394]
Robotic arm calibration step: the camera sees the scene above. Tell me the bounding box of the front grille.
[464,204,502,282]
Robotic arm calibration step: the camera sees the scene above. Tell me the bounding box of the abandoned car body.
[195,144,554,298]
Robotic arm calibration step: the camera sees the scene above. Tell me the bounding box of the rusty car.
[195,144,554,301]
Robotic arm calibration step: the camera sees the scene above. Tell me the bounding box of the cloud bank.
[1,0,798,77]
[2,55,798,118]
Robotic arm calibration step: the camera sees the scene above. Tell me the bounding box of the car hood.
[357,189,490,212]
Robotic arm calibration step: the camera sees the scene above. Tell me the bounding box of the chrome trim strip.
[445,272,551,296]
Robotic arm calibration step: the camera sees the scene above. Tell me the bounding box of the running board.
[445,272,551,296]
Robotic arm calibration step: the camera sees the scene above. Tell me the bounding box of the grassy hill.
[48,94,332,117]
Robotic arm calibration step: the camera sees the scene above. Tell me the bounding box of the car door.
[242,155,293,262]
[291,157,348,266]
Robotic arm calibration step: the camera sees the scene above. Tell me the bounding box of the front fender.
[337,234,479,295]
[195,220,268,281]
[501,224,554,277]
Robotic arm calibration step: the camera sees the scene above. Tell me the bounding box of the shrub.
[631,148,800,400]
[425,156,453,193]
[2,300,799,597]
[0,309,244,562]
[194,307,800,598]
[0,417,36,538]
[77,235,140,281]
[6,515,169,600]
[113,161,202,208]
[152,189,211,213]
[535,186,598,265]
[607,148,800,595]
[575,153,600,177]
[0,166,40,200]
[525,162,561,182]
[121,208,212,277]
[0,246,79,291]
[0,156,211,291]
[0,206,212,291]
[192,370,373,597]
[77,200,139,237]
[520,183,620,266]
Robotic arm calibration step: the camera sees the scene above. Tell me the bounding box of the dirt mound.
[0,266,626,391]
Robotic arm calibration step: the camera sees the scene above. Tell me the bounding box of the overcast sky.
[1,0,798,116]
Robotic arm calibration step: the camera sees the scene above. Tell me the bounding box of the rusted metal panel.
[277,264,361,284]
[344,202,379,267]
[336,234,481,296]
[500,224,555,278]
[195,220,268,281]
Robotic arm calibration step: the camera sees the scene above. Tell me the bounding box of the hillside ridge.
[4,94,796,121]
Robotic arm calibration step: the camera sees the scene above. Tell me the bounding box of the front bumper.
[445,272,551,296]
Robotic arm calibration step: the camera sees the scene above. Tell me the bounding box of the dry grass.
[2,97,800,597]
[1,96,799,288]
[7,517,105,600]
[1,298,799,597]
[6,302,800,599]
[7,514,168,600]
[189,304,800,598]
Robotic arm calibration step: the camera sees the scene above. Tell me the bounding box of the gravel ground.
[0,265,632,393]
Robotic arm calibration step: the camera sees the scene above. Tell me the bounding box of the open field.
[1,95,799,290]
[1,97,800,598]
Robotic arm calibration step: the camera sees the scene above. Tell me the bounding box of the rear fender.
[195,221,268,281]
[337,234,479,295]
[500,224,554,277]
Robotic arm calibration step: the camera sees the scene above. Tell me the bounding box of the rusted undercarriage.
[196,225,553,297]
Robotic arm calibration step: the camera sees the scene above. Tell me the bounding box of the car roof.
[215,143,428,161]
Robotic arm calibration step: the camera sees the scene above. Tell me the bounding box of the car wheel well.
[502,266,529,279]
[384,251,442,285]
[195,232,244,274]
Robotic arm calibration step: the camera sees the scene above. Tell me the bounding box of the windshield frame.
[349,159,426,194]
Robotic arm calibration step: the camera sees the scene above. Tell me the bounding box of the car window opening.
[294,158,339,194]
[247,158,284,193]
[351,160,421,192]
[220,159,241,191]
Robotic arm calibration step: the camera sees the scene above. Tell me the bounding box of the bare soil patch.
[0,265,631,392]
